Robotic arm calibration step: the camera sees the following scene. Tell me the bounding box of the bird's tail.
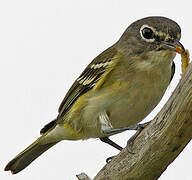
[4,134,59,174]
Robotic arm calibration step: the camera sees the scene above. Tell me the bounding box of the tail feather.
[4,137,58,174]
[40,119,57,135]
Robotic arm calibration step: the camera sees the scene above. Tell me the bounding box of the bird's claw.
[126,122,150,153]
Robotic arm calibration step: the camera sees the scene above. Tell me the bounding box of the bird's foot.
[106,155,116,163]
[126,122,150,153]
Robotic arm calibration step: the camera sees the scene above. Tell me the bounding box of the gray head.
[117,16,184,57]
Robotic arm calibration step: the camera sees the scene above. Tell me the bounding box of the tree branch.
[92,63,192,179]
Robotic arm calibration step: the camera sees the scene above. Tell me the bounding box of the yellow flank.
[60,92,89,139]
[93,55,120,90]
[63,122,84,139]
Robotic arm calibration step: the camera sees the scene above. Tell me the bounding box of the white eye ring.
[140,25,155,42]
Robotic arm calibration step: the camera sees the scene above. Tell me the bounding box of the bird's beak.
[161,39,185,53]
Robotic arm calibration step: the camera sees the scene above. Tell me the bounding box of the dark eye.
[142,27,154,39]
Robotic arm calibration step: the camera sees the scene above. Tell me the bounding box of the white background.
[1,0,191,179]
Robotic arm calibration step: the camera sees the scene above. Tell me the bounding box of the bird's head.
[117,16,184,65]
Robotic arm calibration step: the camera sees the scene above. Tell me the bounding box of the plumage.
[5,16,184,174]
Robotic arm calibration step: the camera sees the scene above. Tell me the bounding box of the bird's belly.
[109,87,164,128]
[80,77,170,138]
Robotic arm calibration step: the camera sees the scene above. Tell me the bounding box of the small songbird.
[5,16,185,174]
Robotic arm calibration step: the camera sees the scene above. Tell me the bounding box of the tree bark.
[93,63,192,180]
[77,62,192,180]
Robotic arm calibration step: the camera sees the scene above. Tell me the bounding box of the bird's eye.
[141,27,154,39]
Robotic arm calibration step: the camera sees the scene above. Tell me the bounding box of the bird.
[5,16,185,174]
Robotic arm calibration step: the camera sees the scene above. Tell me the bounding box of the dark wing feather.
[40,119,57,134]
[58,66,105,117]
[40,46,117,134]
[58,46,117,118]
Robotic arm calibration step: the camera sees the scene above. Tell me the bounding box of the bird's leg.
[98,111,150,158]
[102,122,150,153]
[102,122,149,134]
[99,111,123,162]
[100,137,122,163]
[100,137,123,151]
[99,111,123,150]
